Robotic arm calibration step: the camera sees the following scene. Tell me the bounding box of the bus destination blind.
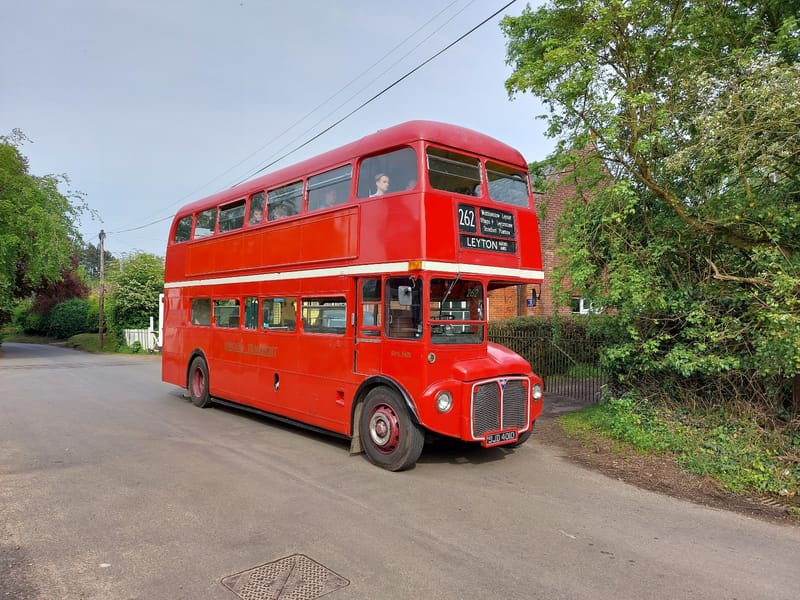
[457,203,517,253]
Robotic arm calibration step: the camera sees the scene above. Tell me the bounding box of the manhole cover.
[221,554,349,600]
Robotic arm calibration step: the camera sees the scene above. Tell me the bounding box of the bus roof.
[176,120,528,217]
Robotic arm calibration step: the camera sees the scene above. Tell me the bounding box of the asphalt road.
[1,342,798,600]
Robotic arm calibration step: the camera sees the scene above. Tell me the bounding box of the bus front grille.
[471,378,529,438]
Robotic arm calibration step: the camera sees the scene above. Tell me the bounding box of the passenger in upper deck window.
[249,206,263,224]
[405,178,417,191]
[323,189,338,207]
[370,173,390,196]
[270,203,293,220]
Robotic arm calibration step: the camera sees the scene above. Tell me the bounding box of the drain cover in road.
[221,554,349,600]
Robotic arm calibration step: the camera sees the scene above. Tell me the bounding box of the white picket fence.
[123,306,162,352]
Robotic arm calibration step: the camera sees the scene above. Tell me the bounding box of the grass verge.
[560,394,800,501]
[2,330,126,353]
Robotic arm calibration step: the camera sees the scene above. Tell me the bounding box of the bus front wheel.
[188,356,212,408]
[359,387,424,471]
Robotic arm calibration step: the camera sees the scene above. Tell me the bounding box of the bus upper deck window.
[486,162,530,207]
[268,182,303,220]
[219,199,246,232]
[308,165,352,211]
[194,208,216,239]
[248,192,266,225]
[357,147,417,198]
[426,147,481,196]
[173,215,193,243]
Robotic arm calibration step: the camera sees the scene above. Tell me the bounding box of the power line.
[221,0,471,190]
[112,1,466,235]
[235,0,517,183]
[108,0,517,236]
[225,0,480,189]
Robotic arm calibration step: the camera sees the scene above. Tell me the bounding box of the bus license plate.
[484,429,517,447]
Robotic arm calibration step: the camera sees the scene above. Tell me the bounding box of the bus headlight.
[532,383,543,401]
[436,391,453,413]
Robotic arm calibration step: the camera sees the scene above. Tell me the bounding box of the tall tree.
[108,253,164,332]
[31,255,89,316]
[502,1,799,407]
[78,240,116,281]
[0,130,91,325]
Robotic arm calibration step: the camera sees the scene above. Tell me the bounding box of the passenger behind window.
[323,189,338,207]
[249,205,263,224]
[269,203,293,220]
[405,178,417,190]
[370,173,390,197]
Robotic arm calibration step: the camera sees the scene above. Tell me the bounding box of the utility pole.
[98,230,105,349]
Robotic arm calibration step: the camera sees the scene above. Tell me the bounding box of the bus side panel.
[249,329,304,417]
[207,326,248,406]
[358,195,422,264]
[161,288,188,386]
[183,208,359,277]
[292,331,356,435]
[421,192,457,262]
[516,210,543,272]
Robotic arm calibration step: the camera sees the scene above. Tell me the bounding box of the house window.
[571,297,595,315]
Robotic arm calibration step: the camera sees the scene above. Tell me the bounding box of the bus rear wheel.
[360,387,424,471]
[188,356,212,408]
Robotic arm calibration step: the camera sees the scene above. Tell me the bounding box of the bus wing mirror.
[398,286,413,306]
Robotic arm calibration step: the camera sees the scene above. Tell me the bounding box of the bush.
[23,310,49,336]
[9,299,49,335]
[10,300,29,328]
[48,298,90,339]
[85,295,100,333]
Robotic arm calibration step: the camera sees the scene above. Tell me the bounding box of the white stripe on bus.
[164,261,544,289]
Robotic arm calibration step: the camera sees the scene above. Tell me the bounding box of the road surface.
[1,342,798,600]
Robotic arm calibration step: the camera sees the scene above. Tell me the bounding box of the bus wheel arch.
[355,383,424,471]
[187,351,213,408]
[350,376,419,454]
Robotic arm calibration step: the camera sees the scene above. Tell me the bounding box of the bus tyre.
[360,387,424,472]
[188,357,212,408]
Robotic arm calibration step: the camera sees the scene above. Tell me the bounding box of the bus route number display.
[457,203,517,254]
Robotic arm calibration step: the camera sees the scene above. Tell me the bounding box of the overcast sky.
[2,0,552,257]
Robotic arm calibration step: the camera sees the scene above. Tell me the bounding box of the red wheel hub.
[191,368,205,397]
[368,404,400,454]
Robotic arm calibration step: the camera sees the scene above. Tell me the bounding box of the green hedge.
[47,298,90,339]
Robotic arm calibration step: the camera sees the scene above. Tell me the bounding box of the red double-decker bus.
[162,120,544,470]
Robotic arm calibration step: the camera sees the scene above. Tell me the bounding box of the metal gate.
[489,327,608,405]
